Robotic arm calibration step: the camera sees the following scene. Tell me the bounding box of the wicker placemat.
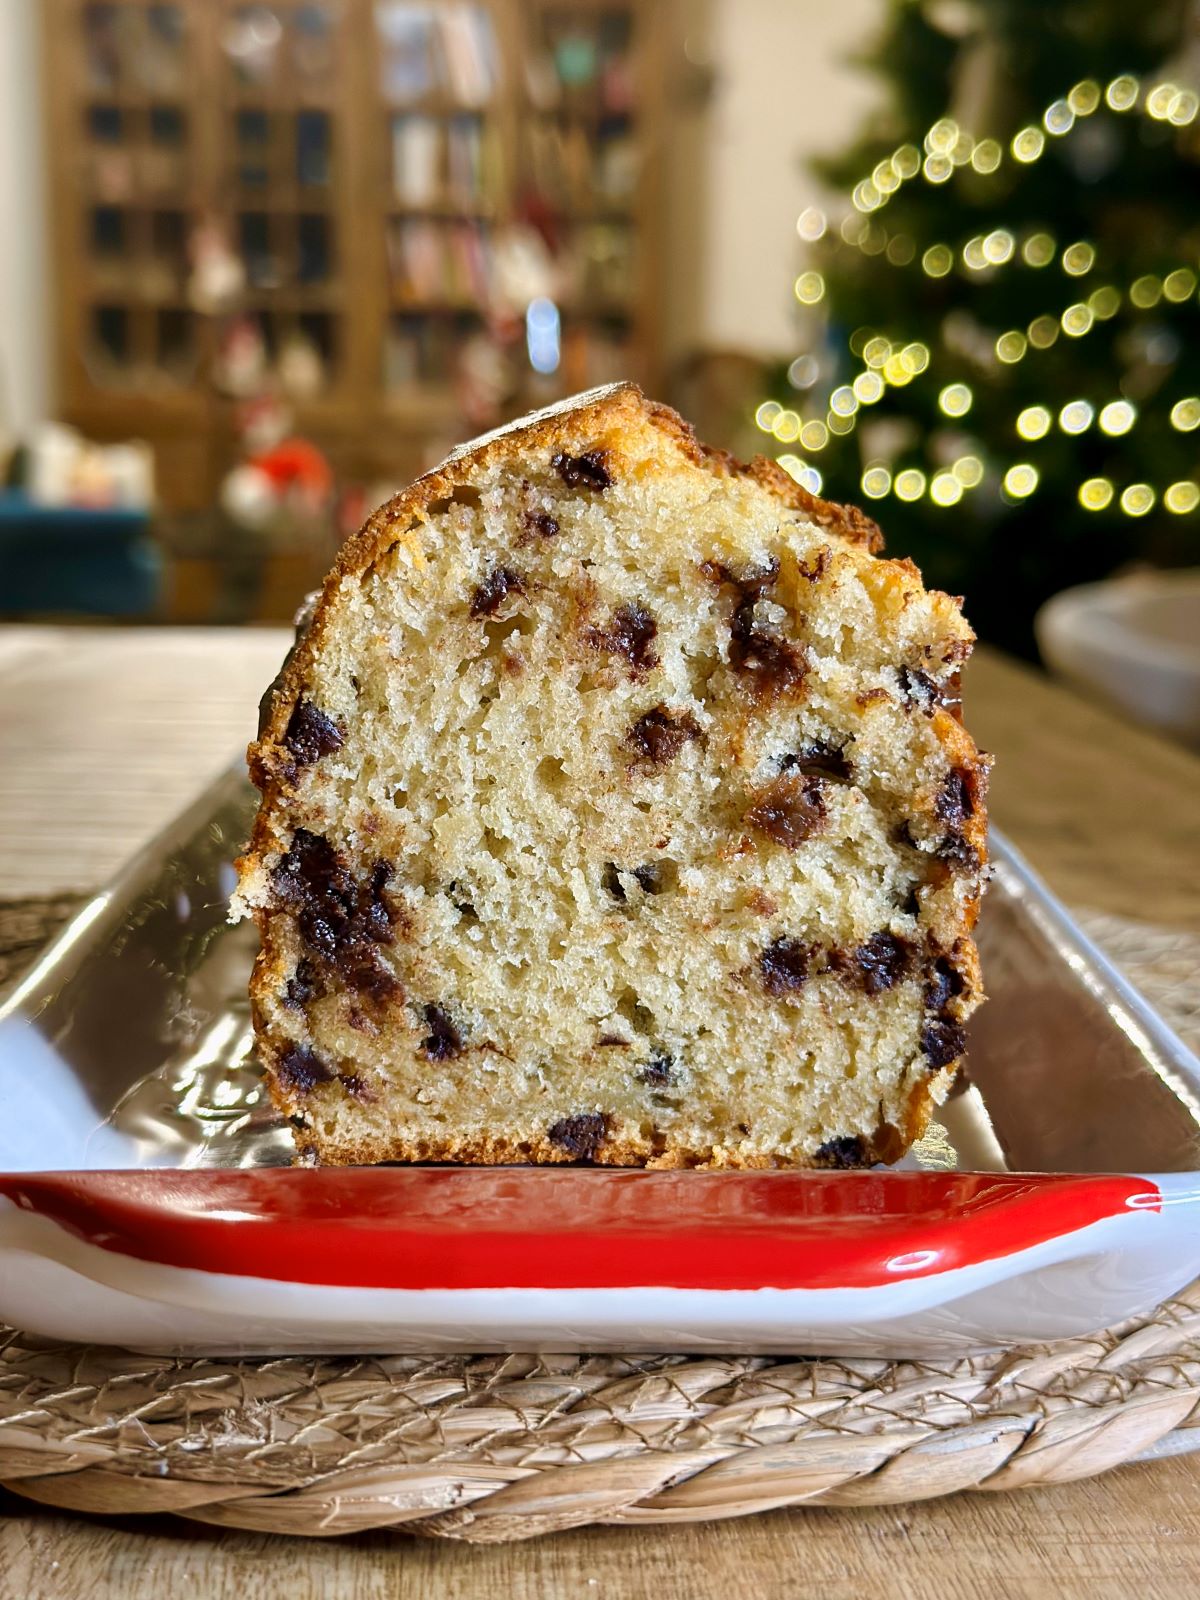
[1,896,1198,1540]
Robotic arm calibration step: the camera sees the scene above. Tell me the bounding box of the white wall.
[695,0,884,356]
[0,0,50,441]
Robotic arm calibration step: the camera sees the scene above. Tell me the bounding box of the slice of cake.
[234,383,989,1168]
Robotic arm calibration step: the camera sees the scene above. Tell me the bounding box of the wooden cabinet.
[42,0,667,511]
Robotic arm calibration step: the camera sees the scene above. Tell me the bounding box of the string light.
[1003,464,1039,498]
[1062,242,1095,276]
[939,383,973,417]
[1163,268,1197,303]
[1059,399,1094,434]
[1099,400,1136,435]
[764,73,1200,525]
[1068,80,1101,115]
[1043,99,1075,135]
[894,469,926,501]
[996,331,1027,363]
[1023,233,1056,267]
[788,354,819,388]
[1120,483,1155,516]
[1088,286,1121,319]
[1079,478,1114,510]
[1106,75,1139,111]
[1146,83,1179,120]
[930,471,963,506]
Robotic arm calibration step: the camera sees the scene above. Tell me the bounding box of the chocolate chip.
[833,932,914,995]
[815,1134,867,1169]
[597,1034,628,1047]
[587,603,658,675]
[746,773,827,848]
[632,862,666,894]
[935,766,976,830]
[470,566,525,618]
[937,834,981,872]
[271,830,401,1000]
[547,1111,611,1161]
[422,1003,465,1061]
[780,739,852,781]
[921,1018,967,1069]
[760,937,812,995]
[638,1053,676,1087]
[523,508,560,538]
[898,666,939,711]
[553,449,612,491]
[726,571,806,699]
[284,699,344,766]
[925,954,967,1014]
[276,1045,334,1094]
[284,957,319,1008]
[340,1072,375,1103]
[796,548,830,583]
[625,705,701,767]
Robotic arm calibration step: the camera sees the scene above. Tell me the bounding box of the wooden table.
[1,627,1198,1600]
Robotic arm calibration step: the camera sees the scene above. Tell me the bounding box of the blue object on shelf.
[0,490,161,617]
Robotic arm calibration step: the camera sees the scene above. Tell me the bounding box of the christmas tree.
[759,0,1199,655]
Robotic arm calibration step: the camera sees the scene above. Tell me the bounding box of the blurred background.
[0,0,1197,737]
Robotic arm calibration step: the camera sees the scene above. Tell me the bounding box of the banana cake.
[234,383,989,1168]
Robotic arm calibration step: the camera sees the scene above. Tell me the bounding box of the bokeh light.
[1164,482,1200,514]
[1017,405,1051,440]
[939,383,973,417]
[1099,400,1136,435]
[1079,478,1114,510]
[1059,399,1094,434]
[861,466,892,499]
[1003,464,1039,498]
[1120,483,1155,516]
[894,468,926,501]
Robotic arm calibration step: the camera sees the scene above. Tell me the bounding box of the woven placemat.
[1,896,1198,1539]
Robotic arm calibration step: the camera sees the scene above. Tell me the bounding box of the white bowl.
[1036,569,1200,747]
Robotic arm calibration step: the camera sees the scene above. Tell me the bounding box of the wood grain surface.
[0,626,1198,1598]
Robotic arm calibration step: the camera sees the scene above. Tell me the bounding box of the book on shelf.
[376,1,498,108]
[391,115,441,206]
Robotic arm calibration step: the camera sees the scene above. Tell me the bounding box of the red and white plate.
[1,769,1198,1357]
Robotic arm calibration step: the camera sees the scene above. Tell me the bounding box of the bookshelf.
[42,0,667,514]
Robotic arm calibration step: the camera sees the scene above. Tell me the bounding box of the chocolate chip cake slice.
[234,383,989,1168]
